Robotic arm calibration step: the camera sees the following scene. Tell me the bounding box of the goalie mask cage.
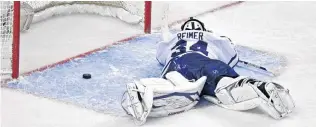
[1,1,152,81]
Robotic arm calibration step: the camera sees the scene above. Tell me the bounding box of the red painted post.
[12,1,20,79]
[144,1,152,34]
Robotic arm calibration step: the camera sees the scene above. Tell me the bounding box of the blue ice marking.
[7,33,286,116]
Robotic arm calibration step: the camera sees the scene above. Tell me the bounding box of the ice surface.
[2,1,316,127]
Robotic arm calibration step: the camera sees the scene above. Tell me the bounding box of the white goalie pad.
[149,71,206,117]
[121,82,153,125]
[204,76,295,119]
[256,82,295,119]
[121,71,207,125]
[204,76,261,110]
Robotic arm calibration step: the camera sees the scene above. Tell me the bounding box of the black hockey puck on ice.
[82,74,91,79]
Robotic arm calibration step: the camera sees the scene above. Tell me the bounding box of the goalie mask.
[181,17,206,31]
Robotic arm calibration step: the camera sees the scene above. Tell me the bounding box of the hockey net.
[1,1,152,82]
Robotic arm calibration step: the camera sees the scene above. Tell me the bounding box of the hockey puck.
[82,74,91,79]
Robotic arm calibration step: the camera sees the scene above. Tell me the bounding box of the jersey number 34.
[171,40,209,57]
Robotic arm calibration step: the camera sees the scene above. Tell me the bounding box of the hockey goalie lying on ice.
[121,17,295,125]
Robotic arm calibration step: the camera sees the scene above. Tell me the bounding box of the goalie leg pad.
[121,82,153,125]
[205,76,261,110]
[204,76,295,119]
[149,71,206,117]
[121,71,207,125]
[255,82,295,119]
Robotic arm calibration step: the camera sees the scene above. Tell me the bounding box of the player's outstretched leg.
[121,71,207,125]
[204,76,295,119]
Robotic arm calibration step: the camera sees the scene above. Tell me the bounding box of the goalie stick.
[236,60,276,77]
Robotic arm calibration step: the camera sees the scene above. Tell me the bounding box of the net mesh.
[25,1,145,24]
[1,1,14,78]
[0,1,146,81]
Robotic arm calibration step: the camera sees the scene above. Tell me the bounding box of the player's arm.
[156,32,178,66]
[204,32,239,67]
[220,36,239,67]
[156,41,169,66]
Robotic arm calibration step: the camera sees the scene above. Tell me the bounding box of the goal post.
[12,1,20,79]
[144,1,151,34]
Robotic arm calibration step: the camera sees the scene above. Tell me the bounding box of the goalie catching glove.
[121,71,207,125]
[204,76,295,119]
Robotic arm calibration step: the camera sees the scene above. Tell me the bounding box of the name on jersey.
[177,32,203,40]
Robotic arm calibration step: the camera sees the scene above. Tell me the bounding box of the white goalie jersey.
[156,30,239,67]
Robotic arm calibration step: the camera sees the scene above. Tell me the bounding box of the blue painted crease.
[7,33,287,116]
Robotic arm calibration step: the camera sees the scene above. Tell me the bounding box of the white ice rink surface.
[2,1,316,127]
